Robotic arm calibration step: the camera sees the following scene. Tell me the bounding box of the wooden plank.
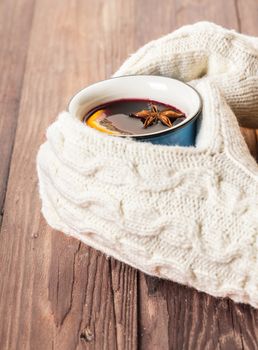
[236,0,258,163]
[235,0,258,35]
[139,276,258,350]
[0,0,138,349]
[172,0,240,29]
[47,238,119,350]
[0,0,35,225]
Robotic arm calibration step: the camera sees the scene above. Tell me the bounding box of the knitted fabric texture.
[37,22,258,308]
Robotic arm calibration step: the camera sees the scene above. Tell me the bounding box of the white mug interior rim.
[68,75,202,137]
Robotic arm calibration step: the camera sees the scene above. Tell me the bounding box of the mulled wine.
[84,99,185,136]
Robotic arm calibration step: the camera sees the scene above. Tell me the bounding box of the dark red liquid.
[84,98,185,135]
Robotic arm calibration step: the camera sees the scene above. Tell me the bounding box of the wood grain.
[0,1,138,349]
[0,0,35,225]
[0,0,257,349]
[237,0,258,163]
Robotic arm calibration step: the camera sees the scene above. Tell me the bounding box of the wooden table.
[1,0,258,349]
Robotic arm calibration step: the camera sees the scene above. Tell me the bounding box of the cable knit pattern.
[37,22,258,308]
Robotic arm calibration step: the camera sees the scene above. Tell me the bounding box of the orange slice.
[86,110,120,135]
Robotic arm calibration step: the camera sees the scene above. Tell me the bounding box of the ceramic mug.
[69,75,202,146]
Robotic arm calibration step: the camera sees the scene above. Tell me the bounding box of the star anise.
[129,104,185,128]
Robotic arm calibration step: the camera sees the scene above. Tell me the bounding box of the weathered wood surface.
[0,0,257,349]
[0,0,35,224]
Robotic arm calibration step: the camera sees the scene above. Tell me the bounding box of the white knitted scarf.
[37,22,258,308]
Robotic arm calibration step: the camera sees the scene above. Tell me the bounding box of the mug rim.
[68,75,202,138]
